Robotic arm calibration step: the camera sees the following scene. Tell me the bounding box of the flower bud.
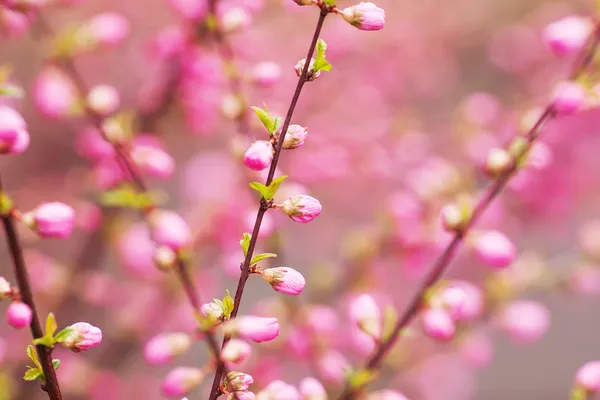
[59,322,102,352]
[576,361,600,393]
[224,316,280,343]
[499,300,549,343]
[0,106,27,154]
[291,0,313,5]
[148,210,192,251]
[431,286,468,321]
[154,246,177,271]
[317,350,350,384]
[200,301,225,324]
[168,0,208,20]
[244,140,273,171]
[341,2,386,31]
[368,390,409,400]
[299,377,326,400]
[257,380,300,399]
[278,125,307,149]
[294,58,320,81]
[230,392,257,400]
[440,197,472,233]
[131,144,175,179]
[552,80,586,115]
[224,371,254,392]
[543,16,592,58]
[220,7,251,33]
[348,294,381,339]
[75,127,115,162]
[161,367,204,397]
[420,308,456,342]
[6,301,32,329]
[87,84,120,116]
[261,267,306,295]
[87,12,130,46]
[249,62,281,88]
[221,339,252,364]
[472,230,516,269]
[24,202,76,239]
[144,332,192,366]
[278,195,322,223]
[485,148,512,177]
[0,277,12,298]
[33,67,78,118]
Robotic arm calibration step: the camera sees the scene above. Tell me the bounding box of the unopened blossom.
[257,380,300,400]
[440,203,467,233]
[220,7,251,33]
[317,350,350,384]
[450,281,484,321]
[225,316,280,343]
[299,377,326,400]
[75,127,115,161]
[250,62,281,87]
[244,140,273,171]
[278,125,308,149]
[543,16,592,58]
[131,144,175,179]
[87,12,130,46]
[434,286,468,321]
[349,294,381,339]
[368,390,409,400]
[33,67,78,118]
[224,371,254,392]
[59,322,102,352]
[472,230,516,269]
[200,301,224,323]
[148,210,192,250]
[24,202,76,239]
[341,2,386,31]
[576,361,600,392]
[295,58,320,81]
[87,84,120,116]
[228,392,256,400]
[154,246,177,271]
[261,267,306,295]
[420,308,456,342]
[161,367,204,397]
[0,277,11,298]
[499,300,549,343]
[221,339,252,364]
[485,148,512,176]
[0,106,29,155]
[144,332,191,366]
[6,302,32,329]
[552,80,587,115]
[0,8,30,37]
[278,195,322,223]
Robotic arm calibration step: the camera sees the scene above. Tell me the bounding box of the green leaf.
[323,0,336,5]
[316,39,327,59]
[52,359,61,371]
[347,368,375,390]
[381,305,398,342]
[45,313,57,339]
[249,182,270,199]
[32,337,54,348]
[213,299,225,309]
[266,175,288,200]
[26,345,41,370]
[240,233,251,256]
[53,327,73,344]
[570,386,588,400]
[251,105,279,134]
[250,253,277,265]
[223,290,234,318]
[23,368,42,382]
[313,39,332,73]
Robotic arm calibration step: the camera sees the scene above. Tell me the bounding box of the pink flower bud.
[543,16,592,58]
[294,58,320,81]
[224,371,254,392]
[368,390,409,400]
[250,62,281,87]
[161,367,204,397]
[552,80,587,115]
[450,280,484,321]
[87,84,120,116]
[278,125,307,149]
[0,106,29,154]
[87,12,130,46]
[440,203,466,232]
[341,2,386,31]
[0,277,11,298]
[131,144,175,179]
[220,7,251,33]
[279,195,322,223]
[420,308,456,342]
[434,286,468,321]
[225,316,280,343]
[221,339,252,364]
[201,301,224,322]
[485,148,512,177]
[6,302,32,329]
[244,141,273,171]
[144,332,192,366]
[472,230,516,269]
[261,267,306,295]
[576,361,600,392]
[499,300,549,343]
[25,202,76,239]
[0,9,30,37]
[149,26,187,60]
[257,380,300,399]
[299,377,326,400]
[317,350,350,384]
[60,322,102,352]
[75,127,115,162]
[148,210,192,250]
[348,294,381,339]
[33,67,78,118]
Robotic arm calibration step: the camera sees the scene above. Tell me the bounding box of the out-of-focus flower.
[144,333,191,366]
[348,294,381,339]
[160,367,204,397]
[23,202,76,239]
[244,141,273,171]
[6,302,32,329]
[543,16,592,58]
[224,317,280,343]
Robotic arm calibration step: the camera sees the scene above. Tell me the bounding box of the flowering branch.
[0,177,63,400]
[337,22,600,400]
[208,7,330,399]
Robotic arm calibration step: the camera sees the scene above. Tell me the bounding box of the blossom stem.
[0,176,63,400]
[208,8,330,399]
[337,23,600,400]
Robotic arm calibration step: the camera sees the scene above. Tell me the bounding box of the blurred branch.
[337,22,600,400]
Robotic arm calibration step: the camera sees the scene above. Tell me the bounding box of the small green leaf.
[32,337,54,348]
[251,105,278,134]
[54,327,73,344]
[45,313,57,339]
[223,290,234,318]
[266,175,288,200]
[249,182,270,199]
[52,359,61,371]
[313,39,332,73]
[323,0,336,5]
[26,345,41,370]
[250,253,277,265]
[23,368,42,382]
[213,299,225,309]
[240,233,251,256]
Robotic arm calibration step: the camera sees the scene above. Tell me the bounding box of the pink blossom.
[131,144,175,179]
[27,202,76,239]
[348,294,381,339]
[226,316,280,343]
[472,230,516,269]
[250,62,281,87]
[459,331,495,368]
[278,195,322,223]
[116,223,160,279]
[299,377,326,400]
[279,125,308,149]
[0,106,29,154]
[552,80,587,115]
[221,339,252,364]
[435,286,468,321]
[420,308,456,342]
[257,380,300,400]
[60,322,102,352]
[168,0,208,20]
[244,141,273,171]
[160,367,204,397]
[93,157,126,189]
[341,2,386,31]
[499,300,550,343]
[368,390,409,400]
[144,332,191,366]
[261,267,306,295]
[543,16,592,58]
[149,26,188,60]
[450,280,484,320]
[224,371,254,392]
[317,350,350,384]
[87,84,120,116]
[576,361,600,392]
[87,13,130,46]
[75,127,115,162]
[0,9,30,37]
[33,67,78,118]
[6,302,32,329]
[148,210,192,250]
